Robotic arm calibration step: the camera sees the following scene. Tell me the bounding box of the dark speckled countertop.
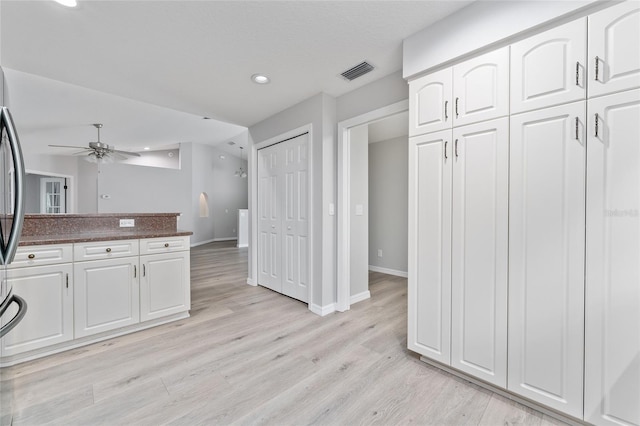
[18,213,192,246]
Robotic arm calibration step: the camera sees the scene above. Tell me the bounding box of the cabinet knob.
[27,254,35,259]
[106,248,112,253]
[164,243,169,248]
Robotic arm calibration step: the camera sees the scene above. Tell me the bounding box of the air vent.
[341,61,375,81]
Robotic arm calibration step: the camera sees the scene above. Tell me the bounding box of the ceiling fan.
[49,123,141,163]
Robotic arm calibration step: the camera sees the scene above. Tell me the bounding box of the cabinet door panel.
[451,118,508,387]
[140,251,190,322]
[1,264,73,356]
[453,47,509,127]
[74,258,139,338]
[585,89,640,426]
[408,130,452,364]
[508,101,585,418]
[511,18,586,113]
[409,68,452,136]
[589,2,640,98]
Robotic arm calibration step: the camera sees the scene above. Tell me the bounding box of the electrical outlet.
[119,219,135,227]
[377,249,383,258]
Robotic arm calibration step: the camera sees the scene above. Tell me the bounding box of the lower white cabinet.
[584,89,640,426]
[1,264,73,356]
[140,251,190,322]
[74,257,140,338]
[508,101,586,418]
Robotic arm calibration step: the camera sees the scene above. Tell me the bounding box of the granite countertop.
[19,230,193,246]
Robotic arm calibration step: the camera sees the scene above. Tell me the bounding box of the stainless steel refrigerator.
[0,66,27,425]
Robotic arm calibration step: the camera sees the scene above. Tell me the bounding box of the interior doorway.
[25,170,74,214]
[337,100,408,312]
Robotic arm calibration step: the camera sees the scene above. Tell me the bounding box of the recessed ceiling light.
[54,0,78,7]
[251,74,270,84]
[219,155,226,160]
[143,147,150,150]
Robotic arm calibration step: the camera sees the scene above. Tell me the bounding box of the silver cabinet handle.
[455,98,459,118]
[143,264,146,277]
[134,265,137,278]
[595,56,600,81]
[455,139,459,158]
[66,273,69,289]
[575,62,580,86]
[444,141,448,160]
[575,117,579,140]
[595,113,599,137]
[444,100,448,120]
[0,107,26,266]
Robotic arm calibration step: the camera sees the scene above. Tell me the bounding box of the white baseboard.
[246,277,256,286]
[214,237,237,242]
[237,243,248,248]
[190,238,216,247]
[350,291,371,304]
[368,265,408,278]
[309,303,336,317]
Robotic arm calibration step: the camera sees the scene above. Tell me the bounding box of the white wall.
[403,0,600,79]
[249,92,337,310]
[349,124,369,298]
[337,70,408,122]
[24,153,79,213]
[369,136,408,274]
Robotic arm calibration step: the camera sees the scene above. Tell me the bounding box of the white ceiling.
[0,0,472,155]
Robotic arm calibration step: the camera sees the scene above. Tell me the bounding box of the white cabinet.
[450,118,509,387]
[588,1,640,98]
[508,101,586,418]
[1,263,73,356]
[74,239,139,262]
[74,257,140,338]
[408,129,452,365]
[452,47,509,127]
[511,18,587,114]
[140,245,190,322]
[409,68,452,136]
[584,89,640,426]
[409,48,509,136]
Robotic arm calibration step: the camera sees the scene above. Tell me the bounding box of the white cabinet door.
[1,264,73,356]
[508,101,586,418]
[257,145,282,293]
[450,118,508,387]
[140,251,190,322]
[588,1,640,98]
[453,47,510,127]
[511,18,587,114]
[74,257,139,338]
[409,68,453,136]
[585,89,640,426]
[408,129,452,364]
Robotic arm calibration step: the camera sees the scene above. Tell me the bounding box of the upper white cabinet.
[511,18,587,114]
[588,1,640,98]
[450,118,509,387]
[409,68,452,136]
[453,47,509,127]
[508,101,586,418]
[584,89,640,426]
[408,129,452,365]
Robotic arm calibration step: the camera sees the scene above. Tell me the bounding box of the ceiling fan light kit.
[48,123,141,163]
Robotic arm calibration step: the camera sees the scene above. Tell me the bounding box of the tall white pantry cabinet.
[407,1,640,424]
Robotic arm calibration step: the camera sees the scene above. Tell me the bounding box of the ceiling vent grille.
[341,61,374,81]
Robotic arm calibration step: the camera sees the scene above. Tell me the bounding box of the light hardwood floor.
[4,241,567,425]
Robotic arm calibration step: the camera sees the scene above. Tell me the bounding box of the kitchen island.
[1,213,192,366]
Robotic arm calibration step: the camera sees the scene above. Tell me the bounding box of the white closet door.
[280,134,309,303]
[450,117,508,387]
[408,129,452,365]
[511,18,586,114]
[588,1,640,98]
[585,89,640,426]
[453,47,510,127]
[257,145,282,293]
[508,101,586,418]
[409,68,453,136]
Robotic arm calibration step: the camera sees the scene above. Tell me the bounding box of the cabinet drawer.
[140,236,190,255]
[74,240,139,262]
[10,244,73,268]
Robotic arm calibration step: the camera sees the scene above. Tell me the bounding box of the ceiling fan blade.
[109,151,129,161]
[112,149,141,157]
[72,150,91,156]
[49,144,88,149]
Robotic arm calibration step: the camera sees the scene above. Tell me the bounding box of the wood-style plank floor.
[4,241,566,425]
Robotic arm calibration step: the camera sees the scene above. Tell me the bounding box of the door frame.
[26,169,75,214]
[336,100,408,312]
[249,124,313,308]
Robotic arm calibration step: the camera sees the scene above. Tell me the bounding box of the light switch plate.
[119,219,135,227]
